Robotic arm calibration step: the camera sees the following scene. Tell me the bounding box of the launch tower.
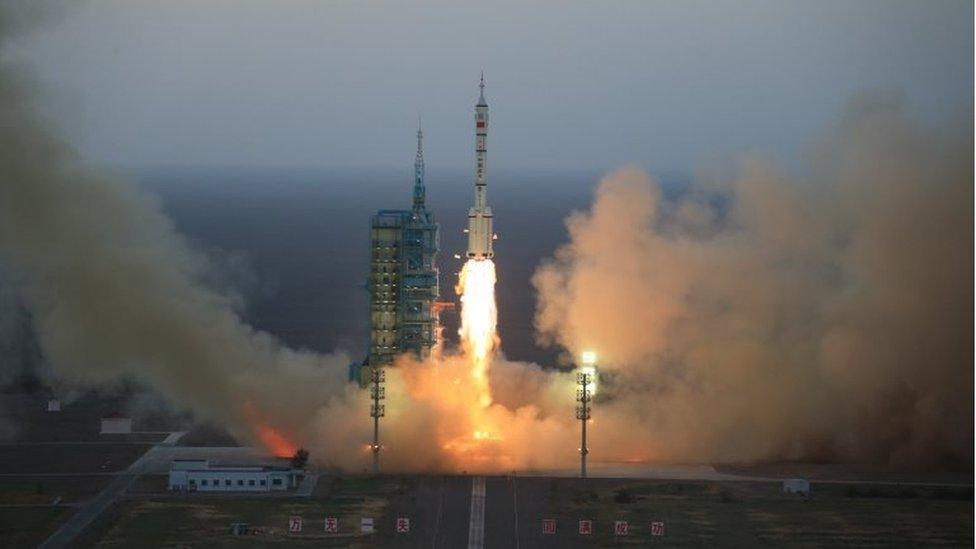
[363,123,441,381]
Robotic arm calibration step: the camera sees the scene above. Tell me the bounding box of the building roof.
[170,460,294,473]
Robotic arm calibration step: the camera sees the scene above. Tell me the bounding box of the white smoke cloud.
[533,96,972,467]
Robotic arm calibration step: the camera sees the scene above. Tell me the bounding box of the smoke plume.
[533,97,973,467]
[0,2,970,472]
[0,1,358,454]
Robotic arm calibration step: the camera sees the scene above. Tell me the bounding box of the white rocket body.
[467,76,494,260]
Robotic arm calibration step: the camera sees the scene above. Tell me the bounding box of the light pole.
[576,351,597,479]
[370,366,385,474]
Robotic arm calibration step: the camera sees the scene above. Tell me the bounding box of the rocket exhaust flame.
[456,258,499,409]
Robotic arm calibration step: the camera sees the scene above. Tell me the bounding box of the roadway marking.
[512,475,520,549]
[467,476,486,549]
[430,476,444,549]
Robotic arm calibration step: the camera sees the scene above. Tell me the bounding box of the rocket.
[466,74,494,260]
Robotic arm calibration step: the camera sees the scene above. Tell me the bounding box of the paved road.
[377,476,472,548]
[375,475,591,549]
[37,432,186,549]
[374,470,725,548]
[485,476,594,549]
[37,473,138,549]
[484,476,519,549]
[467,477,486,548]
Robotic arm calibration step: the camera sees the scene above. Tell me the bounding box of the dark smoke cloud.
[0,3,465,473]
[533,96,972,468]
[0,1,353,450]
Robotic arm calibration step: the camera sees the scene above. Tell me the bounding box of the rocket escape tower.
[365,121,441,381]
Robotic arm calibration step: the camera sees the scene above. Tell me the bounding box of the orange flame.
[445,258,503,455]
[253,424,298,458]
[242,401,299,458]
[456,259,498,409]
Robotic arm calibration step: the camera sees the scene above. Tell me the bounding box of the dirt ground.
[545,478,973,547]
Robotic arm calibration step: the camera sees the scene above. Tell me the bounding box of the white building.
[168,459,299,493]
[783,478,810,495]
[100,416,132,434]
[46,399,61,412]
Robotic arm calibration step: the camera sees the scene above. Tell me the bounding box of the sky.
[5,0,973,175]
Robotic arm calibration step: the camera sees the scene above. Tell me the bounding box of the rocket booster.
[466,74,494,260]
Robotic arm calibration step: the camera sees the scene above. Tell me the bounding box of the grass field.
[549,479,973,547]
[0,475,112,504]
[0,506,74,549]
[94,476,405,548]
[0,444,151,474]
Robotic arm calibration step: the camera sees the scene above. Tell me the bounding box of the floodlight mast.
[576,352,596,479]
[370,367,385,474]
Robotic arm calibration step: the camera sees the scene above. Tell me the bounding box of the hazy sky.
[7,0,972,174]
